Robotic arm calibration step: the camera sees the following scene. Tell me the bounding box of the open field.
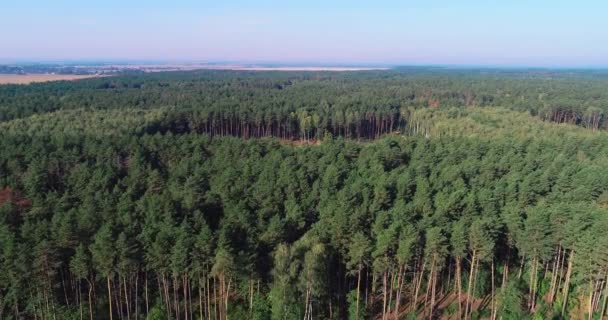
[72,63,389,72]
[203,65,389,71]
[0,74,100,84]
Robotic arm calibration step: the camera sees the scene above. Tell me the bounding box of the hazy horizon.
[2,0,607,67]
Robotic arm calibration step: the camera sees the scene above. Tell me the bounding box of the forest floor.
[0,74,100,84]
[388,292,487,320]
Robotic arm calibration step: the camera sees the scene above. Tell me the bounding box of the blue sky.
[1,0,607,66]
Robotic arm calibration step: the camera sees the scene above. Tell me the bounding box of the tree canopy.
[1,69,608,319]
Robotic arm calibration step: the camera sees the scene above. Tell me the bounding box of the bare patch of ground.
[0,187,30,209]
[0,74,100,84]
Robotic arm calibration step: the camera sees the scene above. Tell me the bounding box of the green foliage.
[497,280,526,320]
[251,293,271,320]
[2,70,608,320]
[90,224,115,277]
[347,289,367,320]
[443,301,459,317]
[146,303,168,320]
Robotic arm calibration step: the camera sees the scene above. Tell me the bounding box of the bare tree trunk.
[304,286,310,320]
[145,273,149,316]
[464,251,476,320]
[382,271,388,320]
[491,259,496,320]
[549,246,561,303]
[216,276,221,320]
[123,276,130,320]
[428,256,437,320]
[557,248,566,297]
[388,270,396,317]
[199,276,204,320]
[394,264,404,320]
[470,258,480,320]
[174,276,179,320]
[456,257,463,319]
[184,274,189,320]
[414,258,426,312]
[365,269,369,309]
[600,273,608,320]
[562,251,574,316]
[529,257,538,311]
[87,280,93,320]
[588,281,594,320]
[225,277,231,320]
[249,279,253,316]
[162,275,171,319]
[78,279,83,320]
[135,275,139,320]
[356,263,361,320]
[107,277,113,320]
[207,275,212,320]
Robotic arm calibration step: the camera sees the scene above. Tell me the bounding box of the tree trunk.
[198,273,204,320]
[382,271,388,320]
[174,276,179,320]
[123,276,130,320]
[388,270,396,317]
[107,277,113,320]
[491,259,496,320]
[517,253,526,280]
[78,280,83,320]
[249,279,253,315]
[464,251,476,320]
[562,251,574,316]
[145,274,149,316]
[207,275,212,320]
[225,277,231,320]
[549,246,561,303]
[429,256,437,320]
[394,264,404,320]
[600,273,608,320]
[135,275,139,320]
[470,258,480,320]
[304,286,310,320]
[184,274,189,320]
[356,263,361,320]
[88,280,93,320]
[414,258,426,312]
[528,257,537,311]
[588,281,594,320]
[456,257,463,319]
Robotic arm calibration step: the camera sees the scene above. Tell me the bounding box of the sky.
[1,0,607,67]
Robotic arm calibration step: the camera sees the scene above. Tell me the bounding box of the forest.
[1,69,608,320]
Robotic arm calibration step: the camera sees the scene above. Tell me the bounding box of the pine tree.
[91,224,116,320]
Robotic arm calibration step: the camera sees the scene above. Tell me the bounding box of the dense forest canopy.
[2,68,608,135]
[1,69,608,320]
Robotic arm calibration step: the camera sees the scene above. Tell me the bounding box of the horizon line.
[1,59,608,70]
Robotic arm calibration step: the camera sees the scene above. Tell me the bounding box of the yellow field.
[0,74,99,84]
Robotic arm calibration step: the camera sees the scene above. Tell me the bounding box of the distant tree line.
[2,69,608,133]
